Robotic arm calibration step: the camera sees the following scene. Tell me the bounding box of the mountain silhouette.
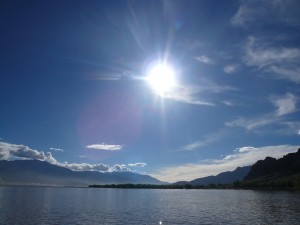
[174,166,251,186]
[243,148,300,188]
[0,160,164,186]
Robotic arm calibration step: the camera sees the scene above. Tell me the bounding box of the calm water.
[0,186,300,225]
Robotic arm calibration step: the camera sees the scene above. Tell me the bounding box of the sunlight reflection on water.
[0,187,300,225]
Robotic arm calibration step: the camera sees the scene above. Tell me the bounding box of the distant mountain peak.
[174,166,251,186]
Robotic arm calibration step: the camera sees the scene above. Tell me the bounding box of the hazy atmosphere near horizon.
[0,0,300,183]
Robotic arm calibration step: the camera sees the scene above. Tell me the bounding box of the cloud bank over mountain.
[0,141,143,173]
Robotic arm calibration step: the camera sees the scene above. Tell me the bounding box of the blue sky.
[0,0,299,182]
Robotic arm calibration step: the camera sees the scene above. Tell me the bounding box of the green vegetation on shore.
[89,179,300,190]
[89,182,242,189]
[241,174,300,189]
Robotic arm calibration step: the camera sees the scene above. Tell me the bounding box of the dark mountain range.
[243,149,300,188]
[0,160,164,186]
[174,166,251,186]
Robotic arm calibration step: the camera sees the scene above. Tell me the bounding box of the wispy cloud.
[86,72,123,81]
[231,0,300,28]
[49,147,64,152]
[269,66,300,84]
[244,36,300,83]
[231,2,257,27]
[181,141,204,151]
[151,145,299,182]
[222,100,235,106]
[276,121,300,136]
[181,130,226,151]
[226,93,298,131]
[223,64,238,74]
[128,162,147,167]
[226,116,277,131]
[162,85,215,106]
[232,1,300,84]
[270,93,297,116]
[245,37,300,68]
[86,143,123,151]
[194,55,214,64]
[161,81,238,106]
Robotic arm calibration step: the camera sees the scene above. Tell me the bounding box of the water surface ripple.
[0,187,299,225]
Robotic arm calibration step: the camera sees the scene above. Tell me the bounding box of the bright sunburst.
[146,63,176,96]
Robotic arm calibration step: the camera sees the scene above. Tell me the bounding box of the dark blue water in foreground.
[0,186,299,225]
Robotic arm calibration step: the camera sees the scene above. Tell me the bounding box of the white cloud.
[128,162,147,167]
[0,142,10,160]
[62,162,131,172]
[223,65,238,74]
[60,162,111,172]
[113,164,131,172]
[49,147,64,152]
[0,142,57,164]
[194,55,214,64]
[0,141,133,173]
[86,143,123,151]
[151,145,299,182]
[236,146,256,153]
[226,93,298,131]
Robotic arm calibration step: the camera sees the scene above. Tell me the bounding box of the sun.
[146,63,176,95]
